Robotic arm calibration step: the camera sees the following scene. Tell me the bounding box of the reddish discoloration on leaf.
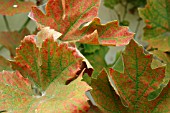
[0,71,34,112]
[139,0,170,51]
[0,0,35,16]
[109,39,166,111]
[77,18,134,46]
[0,71,90,112]
[30,0,99,40]
[0,29,30,57]
[11,34,83,90]
[90,69,128,113]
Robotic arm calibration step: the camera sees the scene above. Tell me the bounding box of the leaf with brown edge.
[0,0,35,16]
[90,69,128,113]
[109,39,166,111]
[10,35,83,91]
[78,18,134,46]
[139,0,170,51]
[0,56,12,71]
[0,71,91,112]
[29,0,100,40]
[0,29,30,57]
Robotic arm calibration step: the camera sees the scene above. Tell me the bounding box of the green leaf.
[78,18,134,46]
[30,0,100,41]
[104,0,120,9]
[139,0,170,51]
[84,46,109,79]
[0,71,90,112]
[109,39,166,111]
[0,0,35,16]
[0,29,30,57]
[83,44,100,54]
[152,50,170,85]
[11,35,83,90]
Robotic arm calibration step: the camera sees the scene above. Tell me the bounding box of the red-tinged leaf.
[0,71,91,112]
[0,56,12,71]
[90,69,128,113]
[30,0,99,40]
[90,70,170,113]
[0,29,30,57]
[0,71,35,113]
[139,0,170,51]
[147,81,170,113]
[109,39,166,111]
[0,0,35,16]
[11,35,83,90]
[34,75,90,112]
[78,18,134,46]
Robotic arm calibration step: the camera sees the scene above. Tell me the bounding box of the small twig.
[19,18,30,33]
[3,16,11,32]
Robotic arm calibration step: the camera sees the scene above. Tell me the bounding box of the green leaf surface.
[139,0,170,51]
[30,0,99,41]
[109,39,166,111]
[152,50,170,85]
[0,0,35,16]
[0,71,90,112]
[84,46,109,79]
[78,18,134,46]
[104,0,120,9]
[83,44,100,54]
[11,35,83,90]
[0,29,30,57]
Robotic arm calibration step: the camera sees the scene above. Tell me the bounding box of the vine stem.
[113,8,121,22]
[3,16,11,32]
[122,2,128,21]
[134,18,142,39]
[19,18,30,33]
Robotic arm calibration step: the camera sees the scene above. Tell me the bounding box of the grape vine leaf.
[11,35,83,91]
[104,0,119,9]
[77,18,134,46]
[0,71,91,112]
[90,69,128,113]
[139,0,170,51]
[30,0,100,41]
[152,50,170,85]
[0,29,30,57]
[0,0,35,16]
[109,39,166,111]
[0,56,12,71]
[82,46,110,85]
[90,68,170,112]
